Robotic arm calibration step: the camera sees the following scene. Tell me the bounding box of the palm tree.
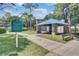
[21,12,28,27]
[22,3,39,30]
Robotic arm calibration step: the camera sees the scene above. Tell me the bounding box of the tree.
[53,4,71,34]
[0,3,17,27]
[21,12,28,27]
[44,13,58,20]
[0,3,16,11]
[22,3,39,30]
[2,12,12,33]
[52,3,79,35]
[68,4,79,25]
[0,3,18,24]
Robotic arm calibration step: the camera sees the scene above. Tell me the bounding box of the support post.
[16,32,18,48]
[49,24,52,34]
[36,19,38,33]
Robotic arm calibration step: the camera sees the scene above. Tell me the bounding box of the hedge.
[0,28,6,34]
[22,28,28,31]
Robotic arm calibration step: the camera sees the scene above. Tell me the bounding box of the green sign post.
[11,18,22,32]
[11,18,22,48]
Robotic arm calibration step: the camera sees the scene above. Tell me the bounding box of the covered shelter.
[36,19,68,34]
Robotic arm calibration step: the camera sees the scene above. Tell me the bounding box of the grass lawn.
[0,34,48,56]
[22,30,36,34]
[38,34,67,44]
[22,30,67,43]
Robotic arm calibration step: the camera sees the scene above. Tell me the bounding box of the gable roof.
[36,19,68,26]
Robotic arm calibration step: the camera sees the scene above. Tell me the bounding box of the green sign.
[11,18,22,32]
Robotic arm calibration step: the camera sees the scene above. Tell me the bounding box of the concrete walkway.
[7,32,63,55]
[19,33,64,56]
[23,34,64,51]
[20,33,79,56]
[53,40,79,56]
[45,52,59,56]
[7,32,79,56]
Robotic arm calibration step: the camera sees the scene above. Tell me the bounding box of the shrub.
[22,28,28,31]
[9,52,18,56]
[0,28,6,34]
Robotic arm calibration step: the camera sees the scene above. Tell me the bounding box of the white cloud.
[17,3,23,5]
[46,3,53,6]
[34,8,47,11]
[33,8,48,19]
[34,8,47,13]
[34,8,48,14]
[33,13,47,19]
[50,11,54,14]
[45,3,56,6]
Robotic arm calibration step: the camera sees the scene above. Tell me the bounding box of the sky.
[0,3,55,19]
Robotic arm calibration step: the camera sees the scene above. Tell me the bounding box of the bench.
[62,34,73,41]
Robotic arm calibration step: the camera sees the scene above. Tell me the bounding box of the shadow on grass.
[0,34,30,56]
[9,38,30,56]
[17,39,30,52]
[8,39,30,56]
[9,40,29,56]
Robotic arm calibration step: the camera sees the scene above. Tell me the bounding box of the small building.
[71,24,79,34]
[36,19,68,34]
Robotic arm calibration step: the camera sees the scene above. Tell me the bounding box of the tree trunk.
[74,25,77,34]
[64,14,69,33]
[67,14,71,34]
[29,19,31,30]
[29,7,32,30]
[36,19,38,32]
